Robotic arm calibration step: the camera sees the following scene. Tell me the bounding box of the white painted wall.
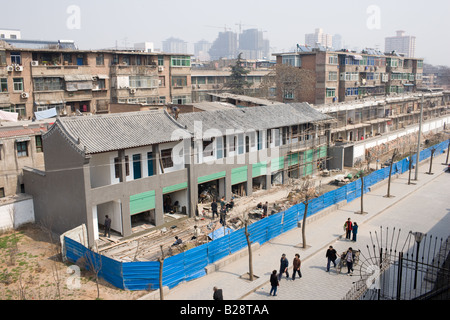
[0,199,35,232]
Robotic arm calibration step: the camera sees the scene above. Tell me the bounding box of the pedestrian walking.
[292,254,302,280]
[211,200,218,219]
[344,218,353,239]
[278,254,289,280]
[345,247,354,275]
[352,222,358,242]
[219,206,227,226]
[213,287,223,300]
[104,215,111,238]
[326,246,338,272]
[269,270,279,296]
[262,202,268,217]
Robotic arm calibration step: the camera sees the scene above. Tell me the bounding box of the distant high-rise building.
[239,29,270,60]
[162,37,188,54]
[385,30,416,58]
[332,34,344,51]
[305,28,333,48]
[194,40,212,61]
[209,31,238,60]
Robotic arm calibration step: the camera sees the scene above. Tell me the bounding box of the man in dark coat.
[326,246,338,272]
[213,287,223,300]
[104,215,112,238]
[278,254,289,280]
[211,200,218,219]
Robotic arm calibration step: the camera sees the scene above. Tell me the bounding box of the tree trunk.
[408,156,412,185]
[387,151,397,197]
[302,201,309,248]
[360,175,364,214]
[428,149,435,174]
[244,223,254,281]
[158,245,165,300]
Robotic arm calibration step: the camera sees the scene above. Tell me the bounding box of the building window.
[1,78,7,92]
[172,76,188,87]
[284,90,295,100]
[122,56,130,65]
[34,77,64,91]
[0,187,5,198]
[345,87,359,96]
[129,76,158,88]
[10,52,21,65]
[13,78,24,92]
[326,88,336,98]
[114,156,129,179]
[17,141,28,157]
[328,72,338,81]
[172,95,191,105]
[96,54,104,66]
[159,96,166,105]
[282,55,301,67]
[159,76,165,87]
[417,60,423,69]
[161,149,173,169]
[328,55,338,65]
[171,56,191,67]
[158,56,164,66]
[35,136,43,153]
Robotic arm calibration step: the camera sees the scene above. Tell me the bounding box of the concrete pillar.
[154,189,164,226]
[246,164,253,197]
[121,197,132,238]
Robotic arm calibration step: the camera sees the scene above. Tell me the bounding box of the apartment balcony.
[110,64,158,76]
[31,64,95,77]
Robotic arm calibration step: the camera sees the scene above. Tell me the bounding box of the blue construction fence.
[65,139,450,291]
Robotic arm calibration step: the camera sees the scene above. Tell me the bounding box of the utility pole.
[414,95,424,181]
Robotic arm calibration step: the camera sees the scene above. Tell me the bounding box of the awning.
[34,108,58,120]
[97,75,109,80]
[352,55,363,60]
[16,137,31,143]
[64,75,94,82]
[66,81,94,91]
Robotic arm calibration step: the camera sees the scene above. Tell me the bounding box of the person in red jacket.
[344,218,353,240]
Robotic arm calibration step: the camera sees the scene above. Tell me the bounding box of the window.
[284,90,295,100]
[161,149,173,169]
[203,139,215,158]
[11,52,21,65]
[35,136,43,152]
[0,51,6,65]
[0,187,5,198]
[13,78,24,92]
[158,56,164,66]
[172,76,187,87]
[416,73,423,80]
[172,95,191,105]
[129,76,158,88]
[159,76,165,87]
[17,141,28,157]
[417,60,423,69]
[159,96,166,105]
[328,55,338,65]
[122,56,130,65]
[328,72,338,81]
[1,78,7,92]
[34,77,64,91]
[326,88,336,98]
[96,54,104,66]
[132,154,142,180]
[171,56,191,67]
[342,72,359,81]
[345,87,359,96]
[114,156,130,179]
[282,55,301,67]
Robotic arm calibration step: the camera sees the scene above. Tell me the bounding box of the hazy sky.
[3,0,449,66]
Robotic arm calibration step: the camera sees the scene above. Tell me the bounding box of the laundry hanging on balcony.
[0,110,18,122]
[34,108,57,120]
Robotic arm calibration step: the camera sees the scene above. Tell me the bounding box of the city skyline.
[1,0,449,66]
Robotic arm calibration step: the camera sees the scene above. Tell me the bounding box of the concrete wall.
[0,197,34,232]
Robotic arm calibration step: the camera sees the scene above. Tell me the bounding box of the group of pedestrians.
[211,197,235,226]
[269,253,302,296]
[344,218,358,242]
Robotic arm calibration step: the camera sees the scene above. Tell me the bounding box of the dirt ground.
[0,224,148,300]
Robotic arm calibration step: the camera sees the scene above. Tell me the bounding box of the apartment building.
[0,44,193,119]
[385,31,416,58]
[0,120,51,198]
[23,103,331,247]
[273,48,424,106]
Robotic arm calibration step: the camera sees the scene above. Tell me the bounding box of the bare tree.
[426,147,436,175]
[297,177,318,249]
[386,149,399,198]
[355,159,371,215]
[81,245,102,300]
[239,213,254,281]
[157,245,165,300]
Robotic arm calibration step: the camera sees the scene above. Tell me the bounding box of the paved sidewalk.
[146,152,449,301]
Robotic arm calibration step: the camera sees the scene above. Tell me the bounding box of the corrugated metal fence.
[65,140,450,291]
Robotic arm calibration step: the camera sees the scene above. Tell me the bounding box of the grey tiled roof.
[48,110,190,154]
[177,103,331,137]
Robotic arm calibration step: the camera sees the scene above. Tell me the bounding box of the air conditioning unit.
[15,66,23,72]
[31,61,39,66]
[130,88,137,94]
[21,92,29,99]
[6,66,14,72]
[158,66,164,72]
